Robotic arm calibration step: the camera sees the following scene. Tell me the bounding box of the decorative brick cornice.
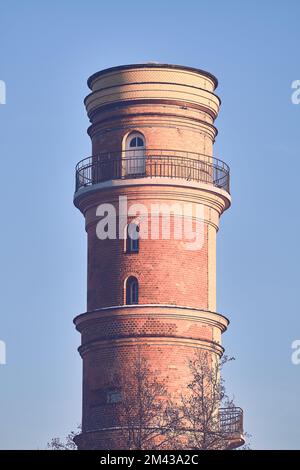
[87,63,218,90]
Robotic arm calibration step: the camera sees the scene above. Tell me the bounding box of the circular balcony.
[220,406,244,449]
[75,149,230,194]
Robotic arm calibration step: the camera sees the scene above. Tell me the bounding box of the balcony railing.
[220,407,243,436]
[75,149,230,193]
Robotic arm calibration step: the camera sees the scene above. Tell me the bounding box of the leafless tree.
[47,425,81,450]
[112,351,179,450]
[176,350,242,450]
[47,351,247,451]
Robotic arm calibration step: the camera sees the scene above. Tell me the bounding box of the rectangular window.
[107,390,122,404]
[126,223,139,253]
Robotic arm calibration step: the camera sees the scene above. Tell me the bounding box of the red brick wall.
[89,104,215,157]
[86,219,208,311]
[81,343,214,433]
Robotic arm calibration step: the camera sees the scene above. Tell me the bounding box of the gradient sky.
[1,0,300,450]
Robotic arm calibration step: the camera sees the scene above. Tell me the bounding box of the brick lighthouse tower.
[73,63,243,450]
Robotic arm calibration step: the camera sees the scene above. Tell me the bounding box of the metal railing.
[220,407,243,436]
[75,149,230,193]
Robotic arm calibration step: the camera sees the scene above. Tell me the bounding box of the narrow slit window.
[126,223,139,253]
[126,276,139,305]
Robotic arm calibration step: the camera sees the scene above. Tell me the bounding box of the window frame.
[125,222,140,253]
[106,389,122,404]
[126,276,139,305]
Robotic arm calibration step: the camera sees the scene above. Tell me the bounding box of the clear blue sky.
[0,0,299,450]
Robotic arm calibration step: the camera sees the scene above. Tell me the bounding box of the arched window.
[126,223,139,253]
[125,132,146,176]
[129,136,144,148]
[126,276,139,305]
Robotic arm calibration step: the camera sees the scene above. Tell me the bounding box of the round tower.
[73,63,242,449]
